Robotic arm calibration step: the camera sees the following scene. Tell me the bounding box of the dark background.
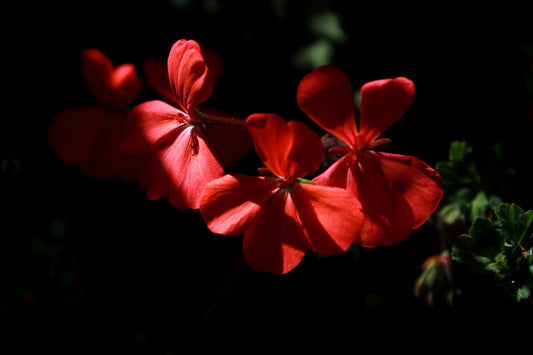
[3,1,533,352]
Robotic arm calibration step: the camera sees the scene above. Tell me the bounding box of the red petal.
[200,175,279,236]
[167,39,214,113]
[292,183,363,255]
[297,65,358,147]
[144,59,179,105]
[200,46,223,84]
[81,49,113,105]
[358,77,415,147]
[121,100,186,154]
[98,110,139,181]
[245,113,323,179]
[80,49,142,106]
[314,152,415,247]
[243,191,307,274]
[144,47,221,107]
[49,106,107,164]
[109,63,143,105]
[49,106,138,180]
[122,100,223,209]
[167,128,224,209]
[136,127,224,209]
[375,152,443,228]
[312,153,355,190]
[351,152,415,247]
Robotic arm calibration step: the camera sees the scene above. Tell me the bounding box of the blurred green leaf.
[449,141,468,163]
[438,188,470,224]
[470,191,489,220]
[516,285,531,301]
[309,11,348,44]
[292,39,334,70]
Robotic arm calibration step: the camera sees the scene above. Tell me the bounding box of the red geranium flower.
[48,49,142,180]
[199,113,364,274]
[121,39,250,209]
[297,65,443,247]
[143,54,250,167]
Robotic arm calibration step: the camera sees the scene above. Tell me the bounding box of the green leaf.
[438,188,472,224]
[439,203,465,224]
[435,161,456,183]
[519,210,533,249]
[468,218,504,259]
[496,203,533,246]
[292,39,334,70]
[516,285,531,301]
[452,232,493,272]
[449,141,468,163]
[470,191,489,220]
[309,11,348,44]
[452,218,503,270]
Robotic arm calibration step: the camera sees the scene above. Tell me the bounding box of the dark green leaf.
[468,218,504,259]
[496,204,533,246]
[470,191,489,220]
[435,161,459,186]
[516,285,531,301]
[438,203,464,224]
[452,230,495,272]
[449,141,467,163]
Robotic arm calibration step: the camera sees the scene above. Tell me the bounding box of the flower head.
[121,39,249,209]
[200,113,364,274]
[297,65,443,247]
[48,48,142,180]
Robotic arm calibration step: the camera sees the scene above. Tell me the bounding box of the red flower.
[48,49,142,180]
[121,39,250,209]
[297,65,443,247]
[143,53,250,167]
[199,113,364,274]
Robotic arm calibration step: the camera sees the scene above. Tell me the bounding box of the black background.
[3,1,533,352]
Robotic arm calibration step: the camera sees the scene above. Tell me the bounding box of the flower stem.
[195,106,247,128]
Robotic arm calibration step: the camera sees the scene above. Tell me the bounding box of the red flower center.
[329,138,392,158]
[277,176,295,190]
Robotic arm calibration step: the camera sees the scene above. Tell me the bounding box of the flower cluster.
[50,39,443,274]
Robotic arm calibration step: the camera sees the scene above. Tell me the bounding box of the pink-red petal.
[166,128,224,209]
[314,151,416,247]
[167,39,214,113]
[80,49,142,107]
[49,106,138,180]
[81,49,113,105]
[243,191,307,275]
[312,153,355,190]
[375,152,443,228]
[135,126,224,209]
[297,65,358,147]
[245,113,323,179]
[200,46,223,84]
[144,59,179,105]
[292,183,363,255]
[122,100,224,209]
[144,46,222,107]
[121,100,188,154]
[200,175,279,236]
[350,152,415,247]
[358,77,415,146]
[109,63,143,105]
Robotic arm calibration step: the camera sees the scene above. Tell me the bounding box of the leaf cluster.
[436,141,514,227]
[451,203,533,301]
